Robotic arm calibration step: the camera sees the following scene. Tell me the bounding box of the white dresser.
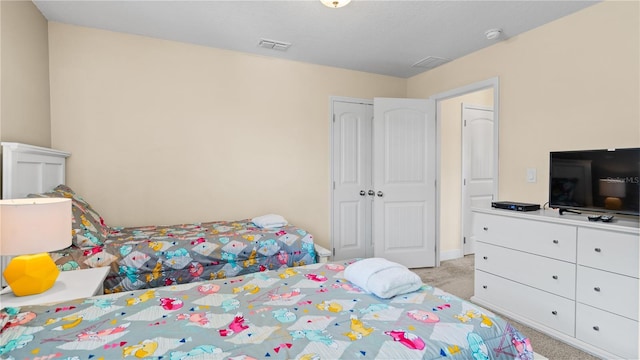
[471,208,639,360]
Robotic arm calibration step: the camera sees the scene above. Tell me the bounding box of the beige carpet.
[412,255,600,360]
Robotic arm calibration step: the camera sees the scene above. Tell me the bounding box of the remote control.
[587,215,601,221]
[601,215,614,222]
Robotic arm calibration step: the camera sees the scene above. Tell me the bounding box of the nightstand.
[0,266,110,307]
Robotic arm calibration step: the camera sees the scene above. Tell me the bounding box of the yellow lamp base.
[2,253,60,296]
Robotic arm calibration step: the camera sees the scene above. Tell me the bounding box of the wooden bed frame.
[0,142,330,287]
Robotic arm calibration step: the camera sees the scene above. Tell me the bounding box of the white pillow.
[344,258,422,299]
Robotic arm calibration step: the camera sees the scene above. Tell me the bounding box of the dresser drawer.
[577,265,638,321]
[472,212,576,262]
[476,242,575,299]
[474,270,575,336]
[577,228,639,278]
[576,303,639,360]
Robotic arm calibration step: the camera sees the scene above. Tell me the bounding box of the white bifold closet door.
[332,98,436,268]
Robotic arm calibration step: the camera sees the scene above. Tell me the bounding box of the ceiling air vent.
[258,39,291,51]
[411,56,451,70]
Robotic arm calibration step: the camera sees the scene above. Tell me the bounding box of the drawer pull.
[551,311,558,315]
[552,240,559,244]
[483,227,488,231]
[593,326,600,331]
[552,275,558,280]
[482,285,488,289]
[594,287,601,292]
[483,256,488,260]
[594,248,602,252]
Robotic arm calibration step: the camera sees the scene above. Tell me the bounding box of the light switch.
[526,168,537,183]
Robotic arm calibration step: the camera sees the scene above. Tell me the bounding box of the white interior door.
[332,100,374,260]
[462,104,496,255]
[373,98,436,268]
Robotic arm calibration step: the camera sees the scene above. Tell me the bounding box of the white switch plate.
[526,168,537,183]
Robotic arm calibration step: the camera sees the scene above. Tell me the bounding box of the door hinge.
[463,236,466,244]
[463,178,466,186]
[464,119,467,126]
[333,114,336,123]
[332,248,336,256]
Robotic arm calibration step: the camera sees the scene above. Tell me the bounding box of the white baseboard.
[439,249,464,262]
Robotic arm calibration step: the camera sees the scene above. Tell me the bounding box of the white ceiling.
[33,0,600,78]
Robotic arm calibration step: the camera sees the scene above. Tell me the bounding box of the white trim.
[429,77,500,256]
[1,142,70,158]
[430,77,499,103]
[329,96,373,106]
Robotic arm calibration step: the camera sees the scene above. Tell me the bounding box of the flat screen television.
[549,148,640,216]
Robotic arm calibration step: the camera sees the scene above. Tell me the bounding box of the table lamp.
[0,198,71,296]
[599,178,626,210]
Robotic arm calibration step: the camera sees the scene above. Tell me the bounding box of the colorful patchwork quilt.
[0,259,533,359]
[51,220,316,293]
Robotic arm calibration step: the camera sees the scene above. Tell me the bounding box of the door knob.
[377,191,383,197]
[359,190,366,196]
[368,190,375,196]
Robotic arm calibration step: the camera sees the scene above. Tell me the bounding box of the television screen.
[549,148,640,216]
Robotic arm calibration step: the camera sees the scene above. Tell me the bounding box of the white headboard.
[1,142,71,199]
[0,142,71,286]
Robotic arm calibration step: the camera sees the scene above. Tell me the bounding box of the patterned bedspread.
[0,260,533,359]
[51,220,316,293]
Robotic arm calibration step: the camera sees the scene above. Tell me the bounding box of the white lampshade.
[599,179,626,198]
[0,198,72,255]
[321,0,351,8]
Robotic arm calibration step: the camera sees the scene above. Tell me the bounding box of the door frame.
[429,77,500,257]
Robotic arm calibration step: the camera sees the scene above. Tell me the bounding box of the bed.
[45,190,318,293]
[0,142,328,293]
[0,259,534,359]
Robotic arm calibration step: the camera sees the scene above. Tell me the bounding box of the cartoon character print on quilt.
[95,219,316,293]
[0,260,534,359]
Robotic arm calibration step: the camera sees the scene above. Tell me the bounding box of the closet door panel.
[332,101,373,260]
[373,98,436,268]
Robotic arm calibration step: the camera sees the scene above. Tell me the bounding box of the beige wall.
[409,0,639,253]
[439,89,493,257]
[48,23,406,248]
[0,0,50,147]
[45,0,639,257]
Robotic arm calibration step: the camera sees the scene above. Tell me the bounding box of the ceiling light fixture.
[485,28,503,40]
[321,0,351,8]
